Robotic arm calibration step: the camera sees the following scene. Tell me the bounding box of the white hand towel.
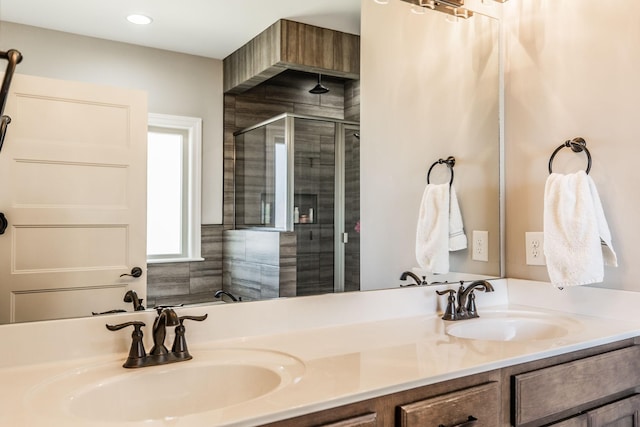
[543,171,617,288]
[449,185,468,251]
[416,183,467,274]
[416,183,449,274]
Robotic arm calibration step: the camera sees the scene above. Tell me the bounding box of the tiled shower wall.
[223,230,296,301]
[146,225,223,307]
[148,70,361,304]
[224,70,361,297]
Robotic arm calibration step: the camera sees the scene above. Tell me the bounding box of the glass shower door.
[292,117,360,296]
[293,118,335,296]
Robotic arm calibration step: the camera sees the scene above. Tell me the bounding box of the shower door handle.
[342,232,349,243]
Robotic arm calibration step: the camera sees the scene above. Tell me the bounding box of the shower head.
[309,74,329,94]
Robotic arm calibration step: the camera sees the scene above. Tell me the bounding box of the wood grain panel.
[281,20,335,70]
[588,394,640,427]
[320,413,377,427]
[224,19,360,94]
[548,415,589,427]
[513,346,640,426]
[223,21,284,93]
[398,382,500,427]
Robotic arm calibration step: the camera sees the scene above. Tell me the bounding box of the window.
[147,113,203,263]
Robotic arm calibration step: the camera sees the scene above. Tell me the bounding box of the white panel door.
[0,74,147,323]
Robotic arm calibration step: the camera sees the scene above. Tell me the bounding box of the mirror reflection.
[360,0,501,290]
[0,0,501,324]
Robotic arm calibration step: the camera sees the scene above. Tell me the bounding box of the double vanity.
[2,279,640,426]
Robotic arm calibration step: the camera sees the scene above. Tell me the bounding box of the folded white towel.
[543,171,617,288]
[416,183,467,274]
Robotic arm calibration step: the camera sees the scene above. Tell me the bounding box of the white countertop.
[2,279,640,426]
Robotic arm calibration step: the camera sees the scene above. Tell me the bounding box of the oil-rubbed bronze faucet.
[214,289,241,302]
[399,271,427,286]
[106,307,208,368]
[123,289,145,311]
[436,280,495,321]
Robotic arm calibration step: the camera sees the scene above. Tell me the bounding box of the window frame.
[146,113,203,264]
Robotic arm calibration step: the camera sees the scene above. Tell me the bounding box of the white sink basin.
[25,348,305,423]
[445,310,581,342]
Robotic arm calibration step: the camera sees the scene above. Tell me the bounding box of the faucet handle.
[436,289,457,321]
[106,320,145,331]
[179,314,208,323]
[172,314,208,359]
[106,321,147,368]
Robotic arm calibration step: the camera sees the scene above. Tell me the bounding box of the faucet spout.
[457,280,495,318]
[214,290,240,302]
[123,290,145,311]
[399,271,425,286]
[435,280,495,321]
[150,307,179,357]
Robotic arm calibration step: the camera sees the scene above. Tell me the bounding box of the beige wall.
[504,0,640,290]
[360,0,501,290]
[0,22,224,224]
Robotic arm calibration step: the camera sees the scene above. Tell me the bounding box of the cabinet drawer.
[513,346,640,426]
[320,413,377,427]
[398,382,499,427]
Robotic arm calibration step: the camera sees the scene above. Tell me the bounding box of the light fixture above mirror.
[384,0,509,20]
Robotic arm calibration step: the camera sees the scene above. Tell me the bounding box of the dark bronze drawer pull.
[439,415,478,427]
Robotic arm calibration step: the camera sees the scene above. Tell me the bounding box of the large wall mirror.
[360,0,502,290]
[0,0,502,324]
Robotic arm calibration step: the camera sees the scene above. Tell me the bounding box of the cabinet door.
[398,382,499,427]
[319,413,377,427]
[589,394,640,427]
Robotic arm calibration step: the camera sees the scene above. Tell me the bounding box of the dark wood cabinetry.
[264,338,640,427]
[512,346,640,426]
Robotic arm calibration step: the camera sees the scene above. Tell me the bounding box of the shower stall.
[233,113,360,296]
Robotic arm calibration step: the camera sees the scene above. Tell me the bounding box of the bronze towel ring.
[548,137,592,174]
[427,156,455,185]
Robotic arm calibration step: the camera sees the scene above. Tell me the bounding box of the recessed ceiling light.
[126,14,153,25]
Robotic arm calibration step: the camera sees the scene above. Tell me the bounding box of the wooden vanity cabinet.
[262,370,501,426]
[263,338,640,427]
[506,340,640,427]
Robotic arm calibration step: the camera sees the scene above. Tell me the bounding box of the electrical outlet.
[526,232,546,266]
[472,230,489,262]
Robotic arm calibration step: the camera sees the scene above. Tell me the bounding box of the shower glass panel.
[234,117,287,229]
[234,113,360,295]
[294,118,335,296]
